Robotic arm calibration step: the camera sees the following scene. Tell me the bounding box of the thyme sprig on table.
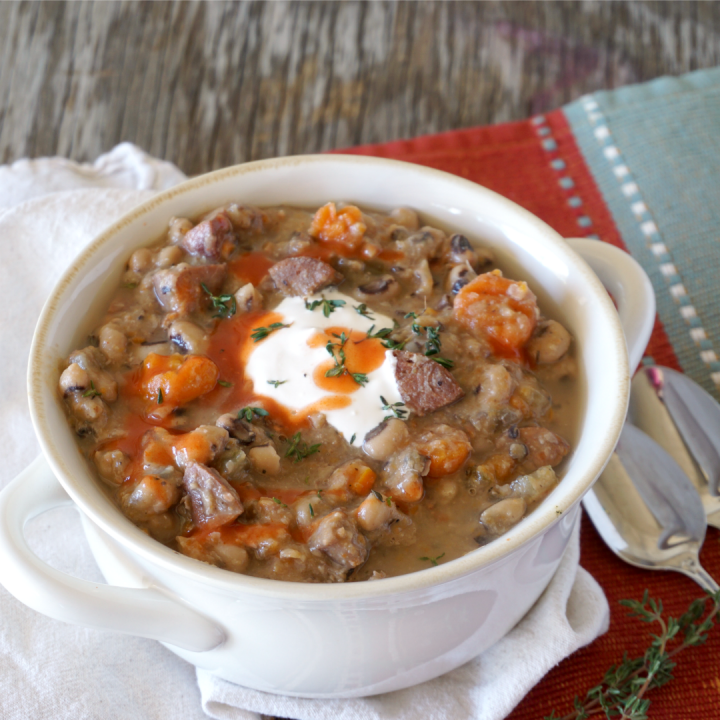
[547,589,720,720]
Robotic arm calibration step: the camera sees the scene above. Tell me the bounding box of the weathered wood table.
[2,1,720,175]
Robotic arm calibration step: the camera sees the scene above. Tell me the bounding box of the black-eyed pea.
[128,248,153,273]
[98,325,127,364]
[390,207,420,230]
[480,497,527,535]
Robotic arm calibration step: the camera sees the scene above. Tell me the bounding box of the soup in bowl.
[0,155,654,697]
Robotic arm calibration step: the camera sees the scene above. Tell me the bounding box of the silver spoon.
[583,422,719,593]
[629,365,720,528]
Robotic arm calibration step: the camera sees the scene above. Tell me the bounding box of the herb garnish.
[309,503,315,518]
[271,497,288,508]
[372,489,383,502]
[285,432,321,462]
[238,406,269,422]
[325,332,369,386]
[381,337,407,351]
[82,381,101,399]
[201,282,236,318]
[157,387,164,404]
[419,552,445,567]
[354,303,374,319]
[365,325,394,340]
[251,322,291,342]
[380,395,408,420]
[217,379,233,387]
[305,297,346,317]
[267,379,288,388]
[549,589,720,720]
[350,433,356,445]
[122,282,138,289]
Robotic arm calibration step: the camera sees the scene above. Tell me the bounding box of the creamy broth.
[58,203,579,583]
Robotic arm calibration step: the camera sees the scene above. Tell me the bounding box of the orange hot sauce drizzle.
[308,327,386,395]
[228,252,275,286]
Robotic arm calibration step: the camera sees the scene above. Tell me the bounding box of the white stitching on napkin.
[579,95,720,390]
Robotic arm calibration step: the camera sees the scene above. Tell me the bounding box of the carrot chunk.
[310,202,366,251]
[453,270,538,355]
[140,353,219,408]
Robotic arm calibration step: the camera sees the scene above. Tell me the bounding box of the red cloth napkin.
[340,110,720,719]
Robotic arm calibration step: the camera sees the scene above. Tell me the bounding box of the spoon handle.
[671,554,720,594]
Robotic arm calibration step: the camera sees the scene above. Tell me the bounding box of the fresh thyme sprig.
[419,552,445,567]
[305,297,346,317]
[412,322,454,369]
[201,282,236,318]
[285,431,321,462]
[251,322,291,342]
[380,395,407,420]
[354,303,374,319]
[238,406,269,422]
[82,381,101,399]
[365,325,394,340]
[548,589,720,720]
[325,332,369,386]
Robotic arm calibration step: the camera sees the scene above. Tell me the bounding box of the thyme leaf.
[238,406,269,422]
[380,395,407,421]
[548,589,720,720]
[354,303,374,319]
[201,282,236,318]
[217,379,233,387]
[157,387,164,404]
[365,325,393,340]
[251,322,291,342]
[305,297,346,317]
[267,379,288,388]
[285,431,321,463]
[419,552,445,567]
[82,381,102,399]
[324,332,369,386]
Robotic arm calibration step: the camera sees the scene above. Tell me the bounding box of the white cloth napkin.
[0,144,609,720]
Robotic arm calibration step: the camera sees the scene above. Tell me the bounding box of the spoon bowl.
[583,422,719,593]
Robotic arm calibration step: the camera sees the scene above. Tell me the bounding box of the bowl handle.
[0,455,225,652]
[566,238,656,373]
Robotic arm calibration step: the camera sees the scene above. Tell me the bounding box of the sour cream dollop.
[244,290,404,443]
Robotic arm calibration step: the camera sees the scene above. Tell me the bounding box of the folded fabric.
[0,145,608,720]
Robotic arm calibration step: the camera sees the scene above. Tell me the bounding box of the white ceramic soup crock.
[0,155,655,698]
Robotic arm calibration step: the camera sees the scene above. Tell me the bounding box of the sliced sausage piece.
[181,211,234,260]
[308,509,368,569]
[393,350,465,416]
[152,263,226,316]
[268,257,343,297]
[182,462,244,532]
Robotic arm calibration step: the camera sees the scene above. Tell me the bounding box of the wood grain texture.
[2,1,720,176]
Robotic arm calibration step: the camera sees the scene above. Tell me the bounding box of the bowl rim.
[28,153,629,601]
